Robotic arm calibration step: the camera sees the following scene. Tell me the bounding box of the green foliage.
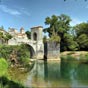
[4,33,12,43]
[44,14,88,51]
[19,58,30,67]
[0,45,30,88]
[43,35,47,43]
[50,34,61,43]
[44,14,77,51]
[0,44,30,67]
[0,26,12,44]
[0,58,8,77]
[0,45,13,60]
[0,32,3,39]
[17,44,30,63]
[74,22,88,50]
[63,33,79,51]
[25,31,31,39]
[0,76,26,88]
[44,15,59,37]
[74,22,88,36]
[77,34,88,50]
[44,14,71,37]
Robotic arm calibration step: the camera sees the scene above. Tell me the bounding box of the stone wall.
[44,41,60,60]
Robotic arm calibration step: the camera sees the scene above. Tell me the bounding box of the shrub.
[0,58,8,76]
[19,58,30,67]
[0,44,30,67]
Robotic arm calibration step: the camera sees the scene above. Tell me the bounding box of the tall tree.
[44,15,59,37]
[44,14,76,51]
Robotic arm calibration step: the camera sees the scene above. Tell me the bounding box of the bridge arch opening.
[25,44,35,58]
[33,32,37,41]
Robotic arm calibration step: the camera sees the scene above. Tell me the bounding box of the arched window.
[33,32,37,41]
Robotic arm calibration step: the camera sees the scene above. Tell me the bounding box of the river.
[22,59,88,88]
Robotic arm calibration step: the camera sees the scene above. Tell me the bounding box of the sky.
[0,0,88,33]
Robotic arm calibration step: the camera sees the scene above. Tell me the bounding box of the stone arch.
[33,32,37,41]
[25,44,35,58]
[28,45,35,58]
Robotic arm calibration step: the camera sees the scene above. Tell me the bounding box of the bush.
[19,58,30,67]
[0,44,30,67]
[0,58,8,76]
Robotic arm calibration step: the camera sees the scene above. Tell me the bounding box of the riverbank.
[60,51,88,57]
[60,51,88,63]
[0,57,35,88]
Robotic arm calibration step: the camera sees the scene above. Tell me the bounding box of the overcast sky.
[0,0,88,31]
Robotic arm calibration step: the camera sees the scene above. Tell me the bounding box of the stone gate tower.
[31,26,44,59]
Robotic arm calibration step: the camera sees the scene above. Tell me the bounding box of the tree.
[44,14,71,36]
[43,35,47,43]
[74,22,88,50]
[74,22,88,37]
[26,31,31,39]
[44,15,59,37]
[63,33,79,51]
[77,34,88,50]
[0,26,12,44]
[4,33,12,44]
[0,32,4,44]
[44,14,73,51]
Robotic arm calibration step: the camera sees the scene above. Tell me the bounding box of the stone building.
[8,27,28,39]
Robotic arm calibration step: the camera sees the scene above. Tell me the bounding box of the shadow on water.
[44,60,48,81]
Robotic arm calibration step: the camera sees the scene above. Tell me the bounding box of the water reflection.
[25,60,88,88]
[44,60,48,81]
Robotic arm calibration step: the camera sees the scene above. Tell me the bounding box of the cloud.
[70,18,82,26]
[0,5,21,15]
[20,8,30,16]
[0,5,30,16]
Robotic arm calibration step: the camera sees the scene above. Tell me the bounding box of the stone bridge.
[8,26,60,60]
[8,26,44,59]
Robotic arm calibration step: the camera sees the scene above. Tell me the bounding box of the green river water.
[21,59,88,88]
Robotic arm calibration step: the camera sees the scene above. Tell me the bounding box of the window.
[33,32,37,41]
